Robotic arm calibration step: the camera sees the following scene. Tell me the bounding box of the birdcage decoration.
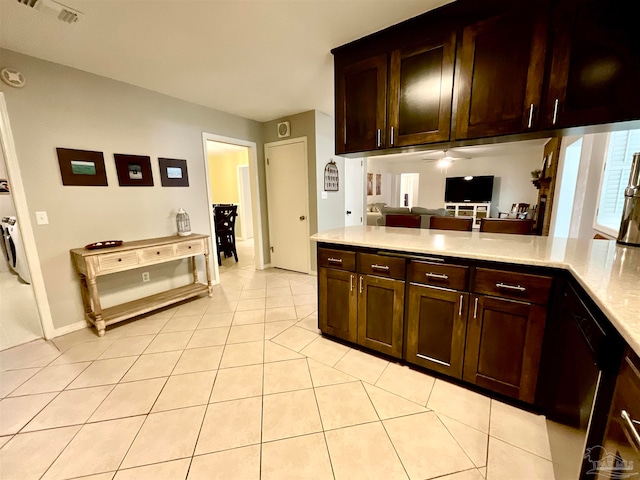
[176,207,192,236]
[324,160,339,192]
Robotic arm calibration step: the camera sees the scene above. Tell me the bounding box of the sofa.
[366,203,452,228]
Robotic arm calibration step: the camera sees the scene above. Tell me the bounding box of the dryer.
[3,216,31,284]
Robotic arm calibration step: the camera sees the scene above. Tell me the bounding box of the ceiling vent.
[17,0,83,24]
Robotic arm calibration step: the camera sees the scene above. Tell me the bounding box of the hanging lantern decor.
[176,207,192,236]
[324,160,339,192]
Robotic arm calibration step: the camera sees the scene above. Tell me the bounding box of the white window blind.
[595,129,640,234]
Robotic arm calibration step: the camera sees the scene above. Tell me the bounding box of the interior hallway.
[0,258,556,479]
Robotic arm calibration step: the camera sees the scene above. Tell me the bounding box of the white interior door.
[344,159,364,226]
[265,138,310,273]
[237,165,253,240]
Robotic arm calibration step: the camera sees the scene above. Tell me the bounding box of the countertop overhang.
[312,226,640,355]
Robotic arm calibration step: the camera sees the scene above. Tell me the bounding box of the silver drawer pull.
[496,282,526,292]
[371,264,390,272]
[350,274,354,292]
[459,295,463,316]
[327,257,343,265]
[621,410,640,448]
[473,297,478,319]
[426,272,449,281]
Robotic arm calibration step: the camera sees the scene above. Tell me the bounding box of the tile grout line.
[305,357,337,480]
[434,411,479,469]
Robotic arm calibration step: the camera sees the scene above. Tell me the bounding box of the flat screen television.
[445,175,494,203]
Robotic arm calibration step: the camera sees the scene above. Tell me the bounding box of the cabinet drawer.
[358,253,405,280]
[408,261,468,291]
[175,239,204,256]
[473,268,552,305]
[98,251,138,271]
[318,248,356,271]
[139,245,175,263]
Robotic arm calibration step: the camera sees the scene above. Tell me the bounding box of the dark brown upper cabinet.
[388,32,456,147]
[335,55,388,154]
[542,0,640,129]
[453,9,549,140]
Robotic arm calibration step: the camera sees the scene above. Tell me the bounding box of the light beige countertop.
[312,226,640,355]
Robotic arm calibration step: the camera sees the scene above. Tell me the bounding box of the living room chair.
[385,214,421,228]
[213,204,239,265]
[480,218,534,234]
[429,216,473,231]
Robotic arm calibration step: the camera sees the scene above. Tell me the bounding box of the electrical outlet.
[142,272,150,282]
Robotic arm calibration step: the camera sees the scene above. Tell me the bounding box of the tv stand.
[445,203,490,229]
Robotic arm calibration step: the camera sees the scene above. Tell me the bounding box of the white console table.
[71,234,212,336]
[445,202,491,229]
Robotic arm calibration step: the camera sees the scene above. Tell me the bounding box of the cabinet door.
[388,32,456,147]
[319,268,358,343]
[335,55,388,154]
[357,275,404,358]
[544,0,640,128]
[406,285,468,378]
[454,10,548,139]
[463,295,547,403]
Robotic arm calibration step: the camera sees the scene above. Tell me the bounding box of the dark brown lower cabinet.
[406,285,469,378]
[318,267,357,343]
[357,275,405,358]
[463,294,547,403]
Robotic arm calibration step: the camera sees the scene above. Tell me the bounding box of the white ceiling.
[368,138,550,162]
[0,0,453,122]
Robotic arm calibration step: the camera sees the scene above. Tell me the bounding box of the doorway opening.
[399,173,420,208]
[552,137,583,238]
[202,133,264,284]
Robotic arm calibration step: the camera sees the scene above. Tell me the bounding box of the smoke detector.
[16,0,83,24]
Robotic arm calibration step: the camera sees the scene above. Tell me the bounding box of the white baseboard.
[52,320,90,338]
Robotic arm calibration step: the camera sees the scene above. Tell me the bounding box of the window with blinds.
[595,129,640,235]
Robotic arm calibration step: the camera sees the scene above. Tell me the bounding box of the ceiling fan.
[435,148,471,169]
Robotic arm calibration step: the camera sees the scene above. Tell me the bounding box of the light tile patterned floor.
[0,245,556,479]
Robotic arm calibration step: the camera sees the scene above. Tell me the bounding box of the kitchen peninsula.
[312,226,640,479]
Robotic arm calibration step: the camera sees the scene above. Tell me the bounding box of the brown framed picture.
[376,173,381,195]
[159,158,189,187]
[114,154,154,186]
[56,148,108,186]
[0,179,9,194]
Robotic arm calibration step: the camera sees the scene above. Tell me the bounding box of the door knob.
[299,215,306,221]
[346,210,352,215]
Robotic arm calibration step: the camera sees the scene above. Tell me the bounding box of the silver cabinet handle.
[621,410,640,448]
[359,276,363,294]
[473,297,478,319]
[527,103,535,129]
[350,274,354,292]
[390,126,395,146]
[496,282,526,292]
[327,257,343,265]
[459,295,463,317]
[376,129,381,148]
[552,98,559,125]
[371,264,390,272]
[426,272,449,281]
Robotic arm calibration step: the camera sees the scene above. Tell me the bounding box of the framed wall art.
[376,174,381,195]
[56,148,108,186]
[159,158,189,187]
[0,179,9,194]
[367,173,373,196]
[114,154,154,186]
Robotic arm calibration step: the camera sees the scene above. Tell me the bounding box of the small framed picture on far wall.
[159,158,189,187]
[114,154,154,186]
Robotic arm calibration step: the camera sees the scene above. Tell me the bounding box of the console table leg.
[190,256,199,284]
[87,277,105,336]
[204,252,213,297]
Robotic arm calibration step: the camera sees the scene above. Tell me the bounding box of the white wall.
[315,111,345,234]
[0,48,263,331]
[382,151,543,217]
[366,157,394,206]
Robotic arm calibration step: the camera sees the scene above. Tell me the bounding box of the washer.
[4,216,31,284]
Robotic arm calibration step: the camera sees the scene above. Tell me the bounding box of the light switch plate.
[35,211,49,225]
